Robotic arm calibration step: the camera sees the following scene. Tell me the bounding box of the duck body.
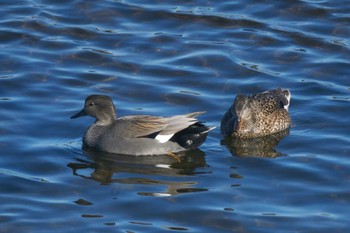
[71,95,213,155]
[221,88,291,138]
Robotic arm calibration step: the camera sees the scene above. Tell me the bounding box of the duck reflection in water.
[67,147,208,196]
[221,128,290,158]
[220,88,291,158]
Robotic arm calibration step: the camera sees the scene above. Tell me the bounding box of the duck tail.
[200,126,216,134]
[170,123,215,150]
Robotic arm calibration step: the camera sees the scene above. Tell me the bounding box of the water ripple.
[0,0,349,232]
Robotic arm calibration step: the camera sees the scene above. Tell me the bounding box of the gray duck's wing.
[113,115,168,138]
[155,111,205,142]
[113,112,205,142]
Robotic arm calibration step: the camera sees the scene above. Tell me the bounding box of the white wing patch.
[155,134,175,143]
[284,102,290,111]
[284,91,291,111]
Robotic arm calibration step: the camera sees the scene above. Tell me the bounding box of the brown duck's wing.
[250,89,287,116]
[113,115,168,138]
[277,88,291,109]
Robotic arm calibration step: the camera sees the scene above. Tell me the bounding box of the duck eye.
[89,102,95,106]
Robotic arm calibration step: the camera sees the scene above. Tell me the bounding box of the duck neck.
[83,124,106,148]
[95,108,117,126]
[95,117,115,126]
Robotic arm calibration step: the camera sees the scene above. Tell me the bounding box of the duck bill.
[234,117,242,131]
[71,109,87,119]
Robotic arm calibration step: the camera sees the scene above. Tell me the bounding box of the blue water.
[1,0,349,232]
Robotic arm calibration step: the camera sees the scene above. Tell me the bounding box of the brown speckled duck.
[221,88,291,138]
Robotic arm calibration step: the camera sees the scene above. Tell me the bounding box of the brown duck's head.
[232,95,254,132]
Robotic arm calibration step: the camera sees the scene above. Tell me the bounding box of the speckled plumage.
[221,88,291,138]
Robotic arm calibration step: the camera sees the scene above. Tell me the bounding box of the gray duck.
[71,95,214,155]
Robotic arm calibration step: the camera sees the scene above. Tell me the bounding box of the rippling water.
[1,0,349,232]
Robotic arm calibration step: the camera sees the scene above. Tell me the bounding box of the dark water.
[1,0,349,232]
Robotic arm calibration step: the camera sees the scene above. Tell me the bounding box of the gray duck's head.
[71,95,117,124]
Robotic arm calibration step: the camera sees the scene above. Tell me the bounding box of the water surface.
[0,0,349,232]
